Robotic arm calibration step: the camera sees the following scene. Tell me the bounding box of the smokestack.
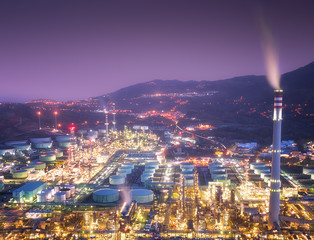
[268,89,283,229]
[112,103,116,132]
[105,108,109,141]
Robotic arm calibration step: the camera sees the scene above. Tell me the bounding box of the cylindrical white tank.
[116,170,128,177]
[119,166,132,174]
[209,162,222,168]
[93,189,119,203]
[50,150,63,158]
[58,142,71,148]
[145,161,159,170]
[29,161,46,170]
[60,188,71,199]
[130,189,154,203]
[30,137,51,144]
[65,185,75,196]
[254,166,270,175]
[185,176,194,186]
[180,162,194,171]
[0,148,15,156]
[141,173,153,182]
[37,192,47,203]
[122,162,135,170]
[143,170,155,175]
[13,144,31,151]
[47,187,55,195]
[12,170,28,179]
[5,140,28,146]
[54,192,66,203]
[39,154,56,162]
[109,175,125,185]
[250,162,265,170]
[209,167,225,173]
[56,135,73,142]
[181,170,194,178]
[42,189,52,199]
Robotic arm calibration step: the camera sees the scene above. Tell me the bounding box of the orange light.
[37,111,41,116]
[57,123,62,127]
[54,111,58,115]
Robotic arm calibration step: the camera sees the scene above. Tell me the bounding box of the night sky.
[0,0,314,102]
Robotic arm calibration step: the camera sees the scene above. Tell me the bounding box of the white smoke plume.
[259,17,281,90]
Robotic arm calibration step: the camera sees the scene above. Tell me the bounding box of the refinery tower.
[269,89,283,229]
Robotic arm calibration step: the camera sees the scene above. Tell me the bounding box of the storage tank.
[47,187,55,195]
[122,162,135,170]
[250,162,265,170]
[13,144,31,151]
[12,170,28,179]
[130,189,154,203]
[21,166,35,173]
[52,150,63,158]
[0,147,15,156]
[181,170,194,178]
[180,162,194,171]
[42,189,53,199]
[33,142,53,149]
[209,162,222,168]
[145,166,157,172]
[209,167,225,173]
[39,154,56,162]
[210,170,226,175]
[65,185,75,196]
[29,161,46,170]
[141,173,153,182]
[255,166,270,175]
[37,192,47,203]
[253,166,269,175]
[56,135,73,142]
[58,142,71,148]
[119,166,132,174]
[145,161,159,170]
[60,188,71,199]
[30,137,51,144]
[143,170,155,175]
[93,189,119,203]
[54,192,66,203]
[116,170,128,177]
[109,175,125,185]
[5,140,28,146]
[185,176,194,186]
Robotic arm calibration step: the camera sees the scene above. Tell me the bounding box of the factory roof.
[14,181,46,192]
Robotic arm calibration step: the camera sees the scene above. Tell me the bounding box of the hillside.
[104,62,314,143]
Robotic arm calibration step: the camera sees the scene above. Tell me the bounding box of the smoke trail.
[259,17,281,90]
[120,188,131,204]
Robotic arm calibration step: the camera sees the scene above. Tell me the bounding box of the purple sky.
[1,0,314,102]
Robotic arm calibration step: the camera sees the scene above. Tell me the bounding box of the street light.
[54,111,58,130]
[36,111,42,130]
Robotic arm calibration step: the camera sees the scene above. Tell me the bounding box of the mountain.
[104,62,314,144]
[108,61,314,105]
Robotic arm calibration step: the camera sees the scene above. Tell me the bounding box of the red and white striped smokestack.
[269,89,283,229]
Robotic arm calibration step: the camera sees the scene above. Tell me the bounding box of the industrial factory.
[0,98,313,240]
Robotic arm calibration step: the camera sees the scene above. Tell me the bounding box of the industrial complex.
[0,98,313,240]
